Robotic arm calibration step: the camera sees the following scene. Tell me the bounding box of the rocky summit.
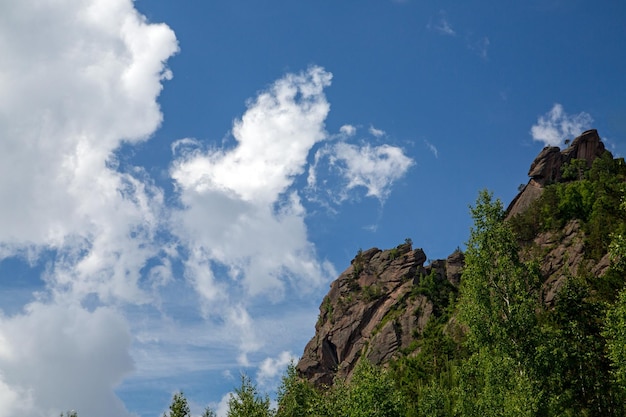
[297,129,616,386]
[297,243,464,386]
[506,129,605,218]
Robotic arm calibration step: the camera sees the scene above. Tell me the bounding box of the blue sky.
[0,1,624,416]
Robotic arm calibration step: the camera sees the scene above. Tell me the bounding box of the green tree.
[275,363,319,417]
[458,190,541,360]
[336,360,406,417]
[164,392,191,417]
[606,288,626,392]
[202,406,217,417]
[538,275,621,415]
[455,348,538,417]
[227,374,274,417]
[456,191,542,416]
[604,196,626,398]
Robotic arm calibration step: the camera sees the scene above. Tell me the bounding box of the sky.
[0,0,624,416]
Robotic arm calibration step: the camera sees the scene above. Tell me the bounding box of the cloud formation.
[0,0,178,302]
[171,67,335,306]
[257,351,298,388]
[427,11,456,36]
[424,140,439,158]
[0,0,178,415]
[0,303,134,417]
[309,136,414,203]
[369,126,386,137]
[531,103,593,147]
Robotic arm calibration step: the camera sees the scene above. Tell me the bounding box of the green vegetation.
[163,392,192,417]
[362,284,383,301]
[413,267,456,316]
[510,153,626,260]
[352,248,365,278]
[226,374,273,417]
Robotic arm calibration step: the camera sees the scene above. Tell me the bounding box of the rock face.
[521,220,611,307]
[297,244,462,386]
[506,129,606,218]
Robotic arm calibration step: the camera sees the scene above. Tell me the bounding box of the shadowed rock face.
[298,129,614,386]
[507,129,607,218]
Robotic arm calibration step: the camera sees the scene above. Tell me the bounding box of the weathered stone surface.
[562,129,606,166]
[296,244,458,385]
[528,220,587,305]
[529,146,562,185]
[446,250,465,286]
[507,129,608,218]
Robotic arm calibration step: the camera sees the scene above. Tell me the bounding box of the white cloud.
[530,103,593,147]
[172,66,331,204]
[311,143,414,202]
[369,126,386,137]
[0,0,178,303]
[213,392,232,417]
[0,0,178,415]
[171,67,334,300]
[427,11,456,36]
[170,67,336,362]
[424,140,439,158]
[336,143,413,199]
[257,351,297,388]
[340,124,357,136]
[0,302,133,417]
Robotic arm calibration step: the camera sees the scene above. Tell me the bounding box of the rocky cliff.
[297,243,464,386]
[506,129,605,218]
[297,129,615,386]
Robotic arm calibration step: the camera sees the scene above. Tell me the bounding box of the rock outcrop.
[506,129,606,218]
[520,220,611,306]
[297,244,462,386]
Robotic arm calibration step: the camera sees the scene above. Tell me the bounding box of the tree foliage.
[164,392,192,417]
[459,190,541,360]
[227,374,274,417]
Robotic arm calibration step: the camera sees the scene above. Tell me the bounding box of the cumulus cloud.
[309,140,414,203]
[0,0,178,415]
[258,351,298,380]
[172,66,331,203]
[369,126,386,137]
[257,351,298,388]
[531,103,593,147]
[0,0,178,302]
[340,124,357,136]
[0,302,134,417]
[333,143,414,199]
[171,67,334,307]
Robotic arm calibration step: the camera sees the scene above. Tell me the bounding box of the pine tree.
[164,392,191,417]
